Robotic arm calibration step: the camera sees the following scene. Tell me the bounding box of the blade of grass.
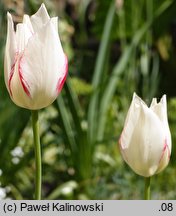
[54,94,77,156]
[88,0,116,145]
[64,79,83,136]
[97,0,174,141]
[64,79,92,179]
[64,79,93,180]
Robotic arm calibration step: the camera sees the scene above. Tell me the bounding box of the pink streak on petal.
[159,138,170,164]
[8,52,19,97]
[118,129,126,149]
[9,52,31,98]
[118,131,129,163]
[18,55,31,97]
[56,54,68,94]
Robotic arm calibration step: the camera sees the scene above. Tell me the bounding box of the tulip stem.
[31,110,42,200]
[144,177,151,200]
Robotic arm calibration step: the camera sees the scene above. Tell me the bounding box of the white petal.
[156,143,170,173]
[150,95,166,122]
[150,95,171,153]
[16,23,32,52]
[30,3,50,32]
[23,14,34,34]
[120,93,146,149]
[51,17,58,31]
[120,93,167,177]
[14,21,67,109]
[4,13,17,90]
[8,54,32,108]
[150,97,157,107]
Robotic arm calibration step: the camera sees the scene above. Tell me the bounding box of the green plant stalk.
[144,177,151,200]
[31,110,41,200]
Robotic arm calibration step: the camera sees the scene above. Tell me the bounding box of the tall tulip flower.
[119,93,171,199]
[4,3,68,110]
[4,4,68,199]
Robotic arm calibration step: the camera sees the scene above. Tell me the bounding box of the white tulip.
[119,93,171,177]
[4,4,68,110]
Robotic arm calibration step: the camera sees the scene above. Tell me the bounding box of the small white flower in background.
[119,93,171,177]
[0,187,7,200]
[4,4,68,110]
[11,146,24,164]
[11,146,24,157]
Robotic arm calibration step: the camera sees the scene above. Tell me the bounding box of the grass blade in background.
[54,94,77,157]
[64,79,91,180]
[96,0,174,141]
[88,0,116,145]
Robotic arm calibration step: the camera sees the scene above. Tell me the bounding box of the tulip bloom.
[4,4,68,110]
[119,93,171,177]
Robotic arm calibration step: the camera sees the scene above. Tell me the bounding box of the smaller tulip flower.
[4,3,68,110]
[119,93,171,178]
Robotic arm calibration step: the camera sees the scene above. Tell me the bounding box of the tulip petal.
[119,93,168,177]
[150,95,171,153]
[8,53,32,107]
[23,15,34,34]
[120,93,145,150]
[16,23,33,52]
[30,3,50,32]
[156,140,170,173]
[51,17,58,31]
[56,55,68,93]
[150,95,167,122]
[11,20,66,109]
[4,13,17,91]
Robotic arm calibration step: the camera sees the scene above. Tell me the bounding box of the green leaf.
[88,0,116,145]
[97,0,174,141]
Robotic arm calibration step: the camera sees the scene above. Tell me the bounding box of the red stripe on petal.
[56,54,68,93]
[8,52,19,97]
[18,55,31,97]
[159,138,170,163]
[8,52,31,98]
[8,64,15,97]
[118,131,129,163]
[118,129,126,149]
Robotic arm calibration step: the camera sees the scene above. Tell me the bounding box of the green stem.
[144,177,151,200]
[31,110,41,200]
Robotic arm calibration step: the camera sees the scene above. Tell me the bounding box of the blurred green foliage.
[0,0,176,200]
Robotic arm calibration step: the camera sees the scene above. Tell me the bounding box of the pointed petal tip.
[7,12,12,20]
[132,92,149,109]
[23,14,29,21]
[31,3,48,17]
[161,94,166,101]
[132,92,141,100]
[132,92,139,103]
[31,2,50,26]
[7,12,14,30]
[41,3,46,8]
[150,98,157,107]
[133,92,137,97]
[159,94,167,106]
[132,92,141,102]
[39,3,47,13]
